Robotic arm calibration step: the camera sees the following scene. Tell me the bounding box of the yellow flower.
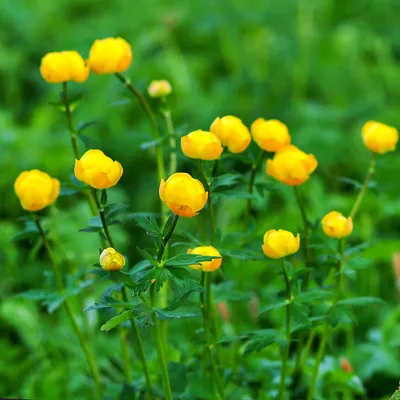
[266,145,318,186]
[321,211,353,239]
[251,118,291,152]
[40,51,89,84]
[362,121,398,154]
[99,247,126,272]
[88,37,132,74]
[181,130,224,160]
[262,229,300,259]
[14,170,60,212]
[210,115,251,153]
[74,149,123,189]
[187,246,222,272]
[148,80,172,98]
[159,172,208,218]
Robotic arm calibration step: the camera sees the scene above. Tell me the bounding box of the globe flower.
[266,145,318,186]
[262,229,300,259]
[159,172,208,217]
[321,211,353,239]
[88,37,132,74]
[251,118,291,152]
[181,130,224,160]
[210,115,251,153]
[99,247,126,272]
[74,149,123,189]
[40,51,89,84]
[362,121,398,154]
[148,80,172,98]
[187,246,222,272]
[14,170,60,212]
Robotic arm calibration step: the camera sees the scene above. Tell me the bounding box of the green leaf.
[154,268,171,292]
[217,190,257,199]
[297,290,334,304]
[259,299,288,315]
[131,214,162,237]
[242,329,278,357]
[100,310,132,332]
[105,203,129,221]
[211,173,241,191]
[77,120,98,133]
[140,137,165,150]
[219,248,264,261]
[165,253,221,267]
[104,271,136,288]
[134,268,156,295]
[78,216,102,233]
[165,281,204,311]
[337,297,385,307]
[155,305,201,320]
[10,221,39,242]
[136,247,158,266]
[213,281,252,303]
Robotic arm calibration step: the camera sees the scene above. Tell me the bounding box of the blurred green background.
[1,0,400,399]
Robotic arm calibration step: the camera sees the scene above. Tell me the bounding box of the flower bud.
[266,145,318,186]
[251,118,291,152]
[74,149,123,189]
[210,115,251,154]
[321,211,353,239]
[262,229,300,259]
[362,121,398,154]
[187,246,222,271]
[181,130,223,161]
[99,248,126,272]
[340,357,353,373]
[40,51,89,83]
[159,172,208,217]
[88,37,132,74]
[147,80,172,98]
[14,170,60,212]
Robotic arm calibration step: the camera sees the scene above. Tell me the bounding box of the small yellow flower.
[251,118,291,152]
[99,247,126,272]
[159,172,208,218]
[88,37,132,74]
[148,80,172,98]
[14,170,60,212]
[181,130,224,160]
[266,145,318,186]
[74,149,123,189]
[362,121,398,154]
[321,211,353,239]
[210,115,251,153]
[40,51,89,84]
[187,246,222,272]
[262,229,300,259]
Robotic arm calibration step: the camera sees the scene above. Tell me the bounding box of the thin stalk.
[278,258,292,400]
[92,189,115,248]
[157,214,179,262]
[161,105,177,175]
[34,217,102,399]
[200,160,216,245]
[246,149,265,222]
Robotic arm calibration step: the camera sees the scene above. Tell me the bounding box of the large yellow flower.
[40,51,89,83]
[266,145,318,186]
[187,246,222,272]
[262,229,300,259]
[321,211,353,239]
[88,37,132,74]
[99,248,126,272]
[14,170,60,212]
[74,149,123,189]
[251,118,291,152]
[181,130,223,160]
[159,172,208,218]
[362,121,398,154]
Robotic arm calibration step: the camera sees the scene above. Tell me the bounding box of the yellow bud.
[362,121,398,154]
[187,246,222,272]
[74,149,123,189]
[99,248,126,272]
[147,80,172,98]
[88,37,132,74]
[210,115,251,154]
[14,170,60,212]
[251,118,291,152]
[262,229,300,259]
[181,130,223,161]
[40,51,89,84]
[321,211,353,239]
[159,172,208,218]
[266,145,318,186]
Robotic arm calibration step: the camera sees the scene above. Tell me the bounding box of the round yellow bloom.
[74,149,123,189]
[148,80,172,98]
[187,246,222,272]
[99,247,126,272]
[262,229,300,259]
[14,170,60,212]
[181,130,224,160]
[321,211,353,239]
[266,145,318,186]
[362,121,398,154]
[251,118,291,152]
[40,51,89,84]
[88,37,132,74]
[159,172,208,218]
[210,116,251,153]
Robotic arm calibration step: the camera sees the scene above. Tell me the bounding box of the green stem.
[34,217,102,399]
[200,160,216,245]
[349,153,377,219]
[246,149,265,222]
[157,214,179,262]
[92,189,115,248]
[161,105,177,176]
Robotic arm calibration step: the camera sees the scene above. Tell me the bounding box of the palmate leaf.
[211,173,241,191]
[130,214,162,237]
[297,290,334,304]
[241,329,279,357]
[165,253,221,267]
